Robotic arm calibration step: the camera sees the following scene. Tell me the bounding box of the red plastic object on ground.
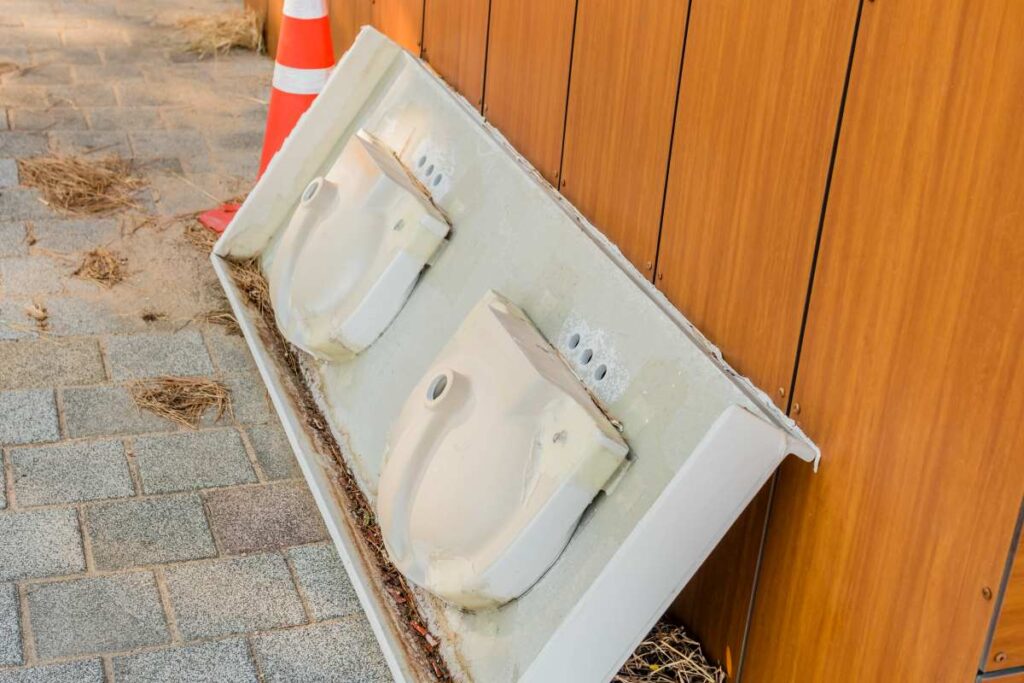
[198,203,241,234]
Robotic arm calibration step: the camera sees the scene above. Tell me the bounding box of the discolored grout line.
[121,436,144,497]
[152,568,183,645]
[16,582,36,666]
[282,550,315,625]
[77,506,96,573]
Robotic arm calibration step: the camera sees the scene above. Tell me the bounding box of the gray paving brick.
[26,48,103,67]
[164,554,306,639]
[205,329,257,374]
[10,439,132,506]
[48,130,131,157]
[0,256,67,295]
[0,338,105,389]
[288,544,360,621]
[27,573,169,659]
[113,639,258,683]
[251,619,391,683]
[0,508,84,580]
[203,375,270,427]
[0,389,59,446]
[73,64,145,83]
[43,297,147,336]
[62,384,174,437]
[86,494,216,570]
[0,222,26,257]
[8,107,88,131]
[0,28,60,50]
[86,106,162,130]
[135,429,256,494]
[117,82,184,107]
[0,660,104,683]
[246,424,301,480]
[0,188,51,220]
[0,158,17,188]
[129,129,208,159]
[105,330,213,380]
[41,83,117,108]
[204,482,327,555]
[30,218,119,253]
[11,63,72,85]
[0,583,21,666]
[0,132,47,157]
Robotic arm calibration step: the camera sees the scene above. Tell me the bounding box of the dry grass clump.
[179,9,264,58]
[74,248,125,288]
[24,302,49,332]
[0,61,21,78]
[130,376,232,428]
[202,308,241,335]
[615,622,725,683]
[184,220,219,251]
[230,258,271,316]
[18,155,144,216]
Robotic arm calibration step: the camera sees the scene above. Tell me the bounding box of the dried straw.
[178,9,264,58]
[74,248,125,288]
[184,220,219,251]
[230,258,271,316]
[202,308,242,335]
[24,302,49,332]
[18,155,145,216]
[615,622,725,683]
[130,376,232,428]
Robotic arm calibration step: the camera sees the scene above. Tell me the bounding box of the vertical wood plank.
[989,542,1024,671]
[264,0,284,58]
[372,0,424,54]
[482,0,576,184]
[559,0,688,274]
[421,0,490,109]
[745,1,1024,680]
[328,0,373,59]
[654,2,859,675]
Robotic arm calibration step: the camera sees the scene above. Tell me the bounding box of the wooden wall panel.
[559,0,688,274]
[657,2,859,676]
[990,546,1024,671]
[482,0,576,185]
[422,0,490,109]
[372,0,424,54]
[656,0,858,403]
[328,0,372,59]
[744,1,1024,680]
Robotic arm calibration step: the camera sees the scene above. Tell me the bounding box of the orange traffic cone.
[257,0,335,177]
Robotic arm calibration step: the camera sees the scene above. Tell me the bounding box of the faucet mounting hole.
[427,374,448,402]
[580,349,593,365]
[568,333,581,349]
[594,364,607,380]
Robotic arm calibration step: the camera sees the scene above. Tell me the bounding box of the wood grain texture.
[990,545,1024,671]
[560,0,688,274]
[372,0,424,54]
[670,484,772,679]
[482,0,576,184]
[660,2,858,675]
[328,0,372,58]
[263,0,284,58]
[655,0,858,403]
[744,2,1024,681]
[422,0,490,108]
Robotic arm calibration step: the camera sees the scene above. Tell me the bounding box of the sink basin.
[267,129,450,360]
[377,291,630,610]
